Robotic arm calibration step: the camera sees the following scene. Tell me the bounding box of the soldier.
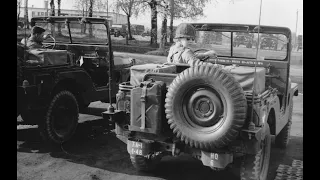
[167,23,217,66]
[21,26,51,49]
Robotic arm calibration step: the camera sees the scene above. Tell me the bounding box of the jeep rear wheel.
[130,154,162,172]
[275,102,293,148]
[240,124,271,180]
[39,90,79,145]
[165,65,247,151]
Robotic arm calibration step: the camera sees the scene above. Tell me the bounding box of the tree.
[168,0,213,43]
[50,0,55,34]
[17,0,22,27]
[74,0,89,34]
[139,0,159,46]
[88,0,94,37]
[24,0,29,29]
[158,0,169,51]
[112,0,140,40]
[57,0,62,36]
[169,0,173,43]
[74,0,106,34]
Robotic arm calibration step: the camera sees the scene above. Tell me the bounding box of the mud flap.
[201,151,233,169]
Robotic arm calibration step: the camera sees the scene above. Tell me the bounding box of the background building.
[19,1,127,26]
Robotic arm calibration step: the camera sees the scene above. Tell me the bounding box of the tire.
[39,90,79,145]
[17,57,24,85]
[275,103,293,148]
[165,65,247,151]
[240,123,271,180]
[130,154,162,172]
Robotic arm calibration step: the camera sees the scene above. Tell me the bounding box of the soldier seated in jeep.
[21,26,52,49]
[167,23,217,66]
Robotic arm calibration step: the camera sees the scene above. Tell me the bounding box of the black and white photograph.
[17,0,303,179]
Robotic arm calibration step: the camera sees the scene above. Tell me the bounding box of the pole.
[294,9,298,49]
[249,0,263,130]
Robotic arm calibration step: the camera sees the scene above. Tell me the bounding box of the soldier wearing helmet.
[21,26,51,49]
[167,23,217,66]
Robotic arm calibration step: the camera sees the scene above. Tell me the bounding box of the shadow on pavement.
[17,116,303,180]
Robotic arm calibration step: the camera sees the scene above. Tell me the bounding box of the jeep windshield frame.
[191,23,292,62]
[30,16,111,45]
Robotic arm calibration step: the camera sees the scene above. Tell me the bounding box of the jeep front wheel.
[240,123,271,180]
[165,65,247,151]
[39,90,79,145]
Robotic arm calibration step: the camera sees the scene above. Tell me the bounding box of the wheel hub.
[53,105,73,138]
[186,89,223,127]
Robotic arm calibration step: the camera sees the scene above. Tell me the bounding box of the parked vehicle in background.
[141,30,151,37]
[131,24,145,35]
[110,24,127,38]
[260,34,278,50]
[17,16,135,145]
[233,32,254,48]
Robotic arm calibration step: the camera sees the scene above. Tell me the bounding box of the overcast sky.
[25,0,303,35]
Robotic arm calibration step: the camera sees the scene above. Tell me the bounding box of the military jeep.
[103,23,298,180]
[17,16,135,145]
[233,32,254,48]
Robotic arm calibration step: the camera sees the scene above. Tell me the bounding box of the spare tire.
[165,65,247,151]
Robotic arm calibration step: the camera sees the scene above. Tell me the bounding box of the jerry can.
[129,79,166,134]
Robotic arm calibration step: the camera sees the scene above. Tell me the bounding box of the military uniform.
[167,23,217,67]
[21,26,46,49]
[167,43,206,66]
[21,37,43,49]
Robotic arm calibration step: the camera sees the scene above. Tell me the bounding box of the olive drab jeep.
[103,23,298,180]
[17,16,135,145]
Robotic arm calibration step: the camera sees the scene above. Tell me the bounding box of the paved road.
[17,95,302,180]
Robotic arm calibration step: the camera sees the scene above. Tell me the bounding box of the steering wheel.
[194,48,218,62]
[43,34,56,50]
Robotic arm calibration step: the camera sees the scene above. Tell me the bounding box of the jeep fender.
[266,95,281,135]
[53,69,100,105]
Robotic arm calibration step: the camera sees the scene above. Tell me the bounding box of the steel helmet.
[174,23,196,39]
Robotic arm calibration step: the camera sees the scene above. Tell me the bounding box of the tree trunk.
[149,0,157,46]
[127,15,133,40]
[169,0,174,43]
[57,0,62,36]
[89,0,93,37]
[17,2,21,27]
[24,0,29,29]
[50,0,55,34]
[159,15,167,51]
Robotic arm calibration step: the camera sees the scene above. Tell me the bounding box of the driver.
[21,26,51,49]
[167,23,217,66]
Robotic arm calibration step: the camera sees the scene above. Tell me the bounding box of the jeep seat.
[130,64,177,86]
[222,66,266,95]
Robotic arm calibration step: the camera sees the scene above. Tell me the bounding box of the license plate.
[130,141,143,155]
